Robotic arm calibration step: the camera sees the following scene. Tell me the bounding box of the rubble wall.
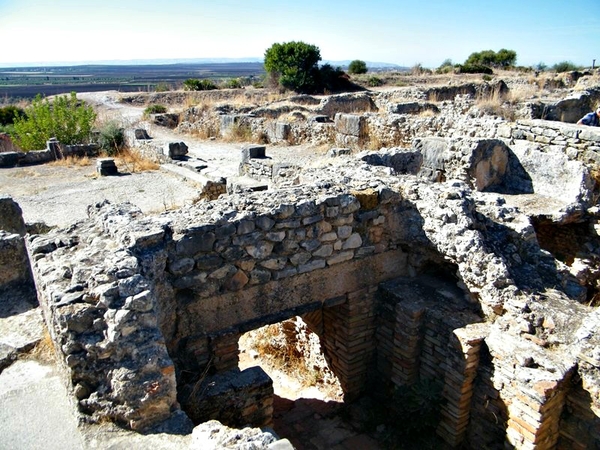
[499,119,600,164]
[26,151,600,448]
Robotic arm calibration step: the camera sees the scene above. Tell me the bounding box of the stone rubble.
[2,72,600,449]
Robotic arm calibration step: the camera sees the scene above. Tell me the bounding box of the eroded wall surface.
[25,133,600,449]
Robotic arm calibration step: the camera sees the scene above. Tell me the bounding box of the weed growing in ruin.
[476,88,516,121]
[49,155,91,167]
[143,104,167,117]
[97,120,125,156]
[114,148,159,173]
[224,122,253,143]
[23,328,58,364]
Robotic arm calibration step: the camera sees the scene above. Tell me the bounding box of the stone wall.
[0,139,99,168]
[0,197,33,295]
[498,119,600,165]
[23,133,600,448]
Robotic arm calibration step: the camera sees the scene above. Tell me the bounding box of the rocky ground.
[0,91,383,449]
[1,70,599,449]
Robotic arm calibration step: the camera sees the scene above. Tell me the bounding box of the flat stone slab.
[0,308,44,372]
[0,360,84,450]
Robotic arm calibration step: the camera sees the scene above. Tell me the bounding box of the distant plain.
[0,62,266,99]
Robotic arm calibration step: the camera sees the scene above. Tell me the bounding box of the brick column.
[322,287,377,398]
[210,330,240,372]
[391,299,426,387]
[506,376,570,450]
[437,325,487,447]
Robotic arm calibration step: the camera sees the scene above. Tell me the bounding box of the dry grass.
[113,149,160,172]
[242,318,342,395]
[476,88,517,121]
[22,328,58,364]
[49,155,92,167]
[222,122,254,143]
[419,109,437,117]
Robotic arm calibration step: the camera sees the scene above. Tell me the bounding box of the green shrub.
[482,74,493,81]
[154,83,170,92]
[436,59,455,74]
[465,48,516,68]
[317,64,353,93]
[367,76,384,87]
[457,64,493,74]
[144,104,167,115]
[183,78,218,91]
[97,121,125,156]
[552,61,581,73]
[12,92,96,151]
[224,78,243,89]
[0,105,25,126]
[264,41,321,93]
[348,60,368,75]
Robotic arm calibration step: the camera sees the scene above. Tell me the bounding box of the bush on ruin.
[436,59,455,74]
[465,48,517,69]
[367,76,384,87]
[97,120,126,156]
[456,64,494,75]
[12,92,96,151]
[143,104,167,116]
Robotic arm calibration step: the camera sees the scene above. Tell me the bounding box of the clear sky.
[0,0,598,68]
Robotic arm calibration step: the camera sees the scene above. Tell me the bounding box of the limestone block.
[334,113,366,138]
[166,142,188,159]
[0,232,31,288]
[0,196,26,235]
[134,128,151,140]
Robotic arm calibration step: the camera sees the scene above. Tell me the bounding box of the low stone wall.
[0,139,99,168]
[498,119,600,164]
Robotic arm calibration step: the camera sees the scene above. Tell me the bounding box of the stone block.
[134,128,151,140]
[241,144,266,161]
[0,196,26,235]
[96,158,118,176]
[166,142,188,159]
[334,113,366,138]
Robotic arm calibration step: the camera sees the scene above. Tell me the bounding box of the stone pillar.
[321,287,377,399]
[437,325,487,447]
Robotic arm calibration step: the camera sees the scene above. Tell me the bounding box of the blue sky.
[0,0,598,67]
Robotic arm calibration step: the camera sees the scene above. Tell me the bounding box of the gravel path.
[2,91,335,229]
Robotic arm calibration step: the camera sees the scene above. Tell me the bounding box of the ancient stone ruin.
[2,73,600,449]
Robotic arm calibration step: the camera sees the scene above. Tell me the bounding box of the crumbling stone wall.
[0,197,33,295]
[0,138,99,168]
[499,119,600,164]
[24,129,600,449]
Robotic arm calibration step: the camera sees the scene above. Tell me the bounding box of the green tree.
[552,61,581,72]
[12,92,96,151]
[264,41,321,93]
[465,49,517,69]
[348,60,368,75]
[495,48,517,68]
[0,105,25,126]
